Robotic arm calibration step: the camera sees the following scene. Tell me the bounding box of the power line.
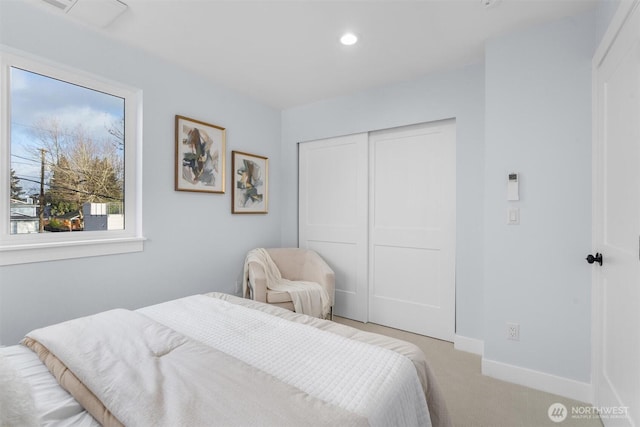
[10,153,40,164]
[9,160,36,167]
[16,175,41,181]
[15,175,123,202]
[11,152,123,175]
[17,177,48,187]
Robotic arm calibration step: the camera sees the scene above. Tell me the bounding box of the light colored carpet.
[334,317,602,427]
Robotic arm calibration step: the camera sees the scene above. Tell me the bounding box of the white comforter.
[20,293,432,426]
[26,306,367,427]
[139,294,431,427]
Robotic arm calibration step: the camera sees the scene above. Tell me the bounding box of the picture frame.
[175,115,226,193]
[232,151,268,214]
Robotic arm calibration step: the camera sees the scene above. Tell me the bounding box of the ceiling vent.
[41,0,76,11]
[480,0,502,9]
[40,0,128,28]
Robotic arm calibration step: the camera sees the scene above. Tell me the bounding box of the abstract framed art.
[232,151,268,214]
[175,115,226,193]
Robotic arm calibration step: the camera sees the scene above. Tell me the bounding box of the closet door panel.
[299,133,368,321]
[369,120,456,341]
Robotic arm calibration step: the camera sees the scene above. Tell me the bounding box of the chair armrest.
[303,253,336,306]
[248,262,268,303]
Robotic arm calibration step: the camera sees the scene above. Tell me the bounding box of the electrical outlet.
[507,322,520,341]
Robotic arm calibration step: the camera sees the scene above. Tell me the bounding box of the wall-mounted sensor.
[507,173,519,201]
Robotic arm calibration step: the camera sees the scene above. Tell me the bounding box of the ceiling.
[31,0,597,110]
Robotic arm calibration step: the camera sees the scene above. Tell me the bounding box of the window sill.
[0,236,145,266]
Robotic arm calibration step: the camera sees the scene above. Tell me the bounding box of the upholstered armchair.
[246,248,335,317]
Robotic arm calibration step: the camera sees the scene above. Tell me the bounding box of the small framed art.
[232,151,268,214]
[175,115,226,193]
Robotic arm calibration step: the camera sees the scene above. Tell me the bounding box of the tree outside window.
[9,67,125,234]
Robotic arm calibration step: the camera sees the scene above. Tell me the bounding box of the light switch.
[508,207,520,225]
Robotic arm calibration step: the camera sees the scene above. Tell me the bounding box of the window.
[0,50,143,265]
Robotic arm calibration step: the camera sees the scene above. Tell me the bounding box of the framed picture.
[232,151,268,214]
[175,115,226,193]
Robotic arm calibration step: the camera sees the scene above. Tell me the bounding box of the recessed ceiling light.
[340,33,358,46]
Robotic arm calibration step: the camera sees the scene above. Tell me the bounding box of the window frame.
[0,49,144,266]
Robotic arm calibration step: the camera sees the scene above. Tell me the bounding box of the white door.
[298,133,369,321]
[368,121,456,341]
[593,2,640,425]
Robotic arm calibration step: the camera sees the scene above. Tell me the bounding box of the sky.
[10,66,124,198]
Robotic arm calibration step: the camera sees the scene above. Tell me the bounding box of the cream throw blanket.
[243,248,330,318]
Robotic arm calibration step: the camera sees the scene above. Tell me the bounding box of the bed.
[0,292,452,427]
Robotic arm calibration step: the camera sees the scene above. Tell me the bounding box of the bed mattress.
[0,292,451,427]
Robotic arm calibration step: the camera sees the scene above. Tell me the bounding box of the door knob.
[586,253,603,266]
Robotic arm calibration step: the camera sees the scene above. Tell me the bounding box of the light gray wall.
[281,64,486,341]
[0,1,282,345]
[282,9,598,384]
[483,11,595,382]
[596,0,622,42]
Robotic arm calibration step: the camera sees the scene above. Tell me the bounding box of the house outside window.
[0,49,143,265]
[10,198,38,234]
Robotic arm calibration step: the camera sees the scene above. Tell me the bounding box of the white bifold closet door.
[299,120,456,341]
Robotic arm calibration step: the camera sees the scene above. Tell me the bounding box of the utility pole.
[39,148,46,233]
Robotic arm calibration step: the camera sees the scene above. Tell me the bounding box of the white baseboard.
[482,358,593,403]
[454,334,484,356]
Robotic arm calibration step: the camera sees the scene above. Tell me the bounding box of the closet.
[299,120,456,341]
